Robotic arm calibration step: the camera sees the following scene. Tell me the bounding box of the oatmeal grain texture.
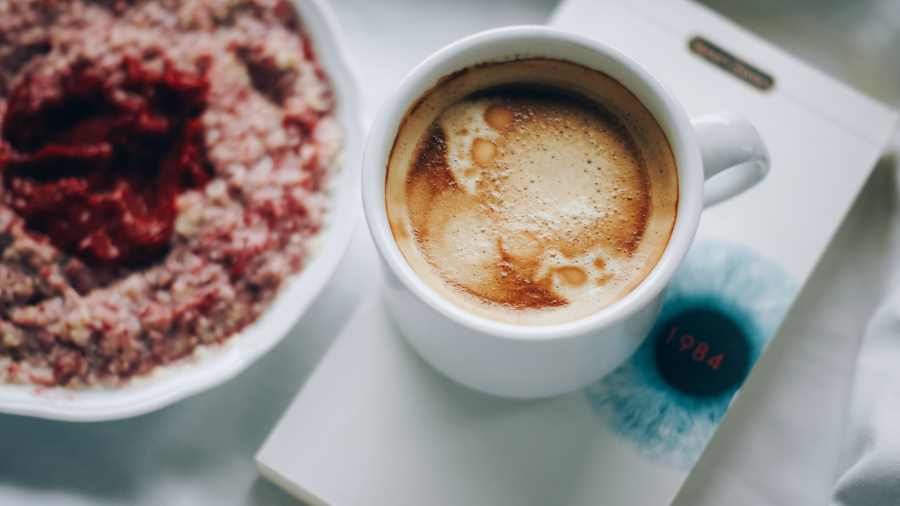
[0,0,341,386]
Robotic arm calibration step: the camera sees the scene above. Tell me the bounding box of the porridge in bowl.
[0,0,341,386]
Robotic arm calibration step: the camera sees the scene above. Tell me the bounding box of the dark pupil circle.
[653,308,752,398]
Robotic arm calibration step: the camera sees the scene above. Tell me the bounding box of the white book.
[256,0,898,504]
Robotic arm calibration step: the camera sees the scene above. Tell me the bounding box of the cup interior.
[363,26,704,340]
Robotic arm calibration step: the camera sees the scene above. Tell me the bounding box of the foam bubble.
[439,100,499,194]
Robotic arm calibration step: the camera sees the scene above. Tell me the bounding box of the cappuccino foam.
[387,59,678,325]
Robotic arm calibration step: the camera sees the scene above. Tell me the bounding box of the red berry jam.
[0,55,213,266]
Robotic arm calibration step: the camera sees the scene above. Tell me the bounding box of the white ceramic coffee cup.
[362,26,769,399]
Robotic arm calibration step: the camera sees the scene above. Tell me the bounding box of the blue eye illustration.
[584,239,797,468]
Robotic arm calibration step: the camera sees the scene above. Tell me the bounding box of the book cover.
[256,1,898,503]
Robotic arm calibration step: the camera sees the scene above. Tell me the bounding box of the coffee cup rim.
[362,25,704,341]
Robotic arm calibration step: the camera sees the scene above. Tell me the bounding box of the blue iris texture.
[584,239,797,468]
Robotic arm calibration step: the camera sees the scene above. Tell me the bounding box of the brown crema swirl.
[387,59,678,325]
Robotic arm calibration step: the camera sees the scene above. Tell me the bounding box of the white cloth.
[833,154,900,506]
[834,292,900,505]
[676,149,900,506]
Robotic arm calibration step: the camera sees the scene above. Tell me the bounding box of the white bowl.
[0,0,363,422]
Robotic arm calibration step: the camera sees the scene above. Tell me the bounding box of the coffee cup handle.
[691,112,770,207]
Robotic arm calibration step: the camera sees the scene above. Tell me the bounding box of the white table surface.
[1,1,897,505]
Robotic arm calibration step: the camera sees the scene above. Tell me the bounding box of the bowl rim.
[0,0,363,422]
